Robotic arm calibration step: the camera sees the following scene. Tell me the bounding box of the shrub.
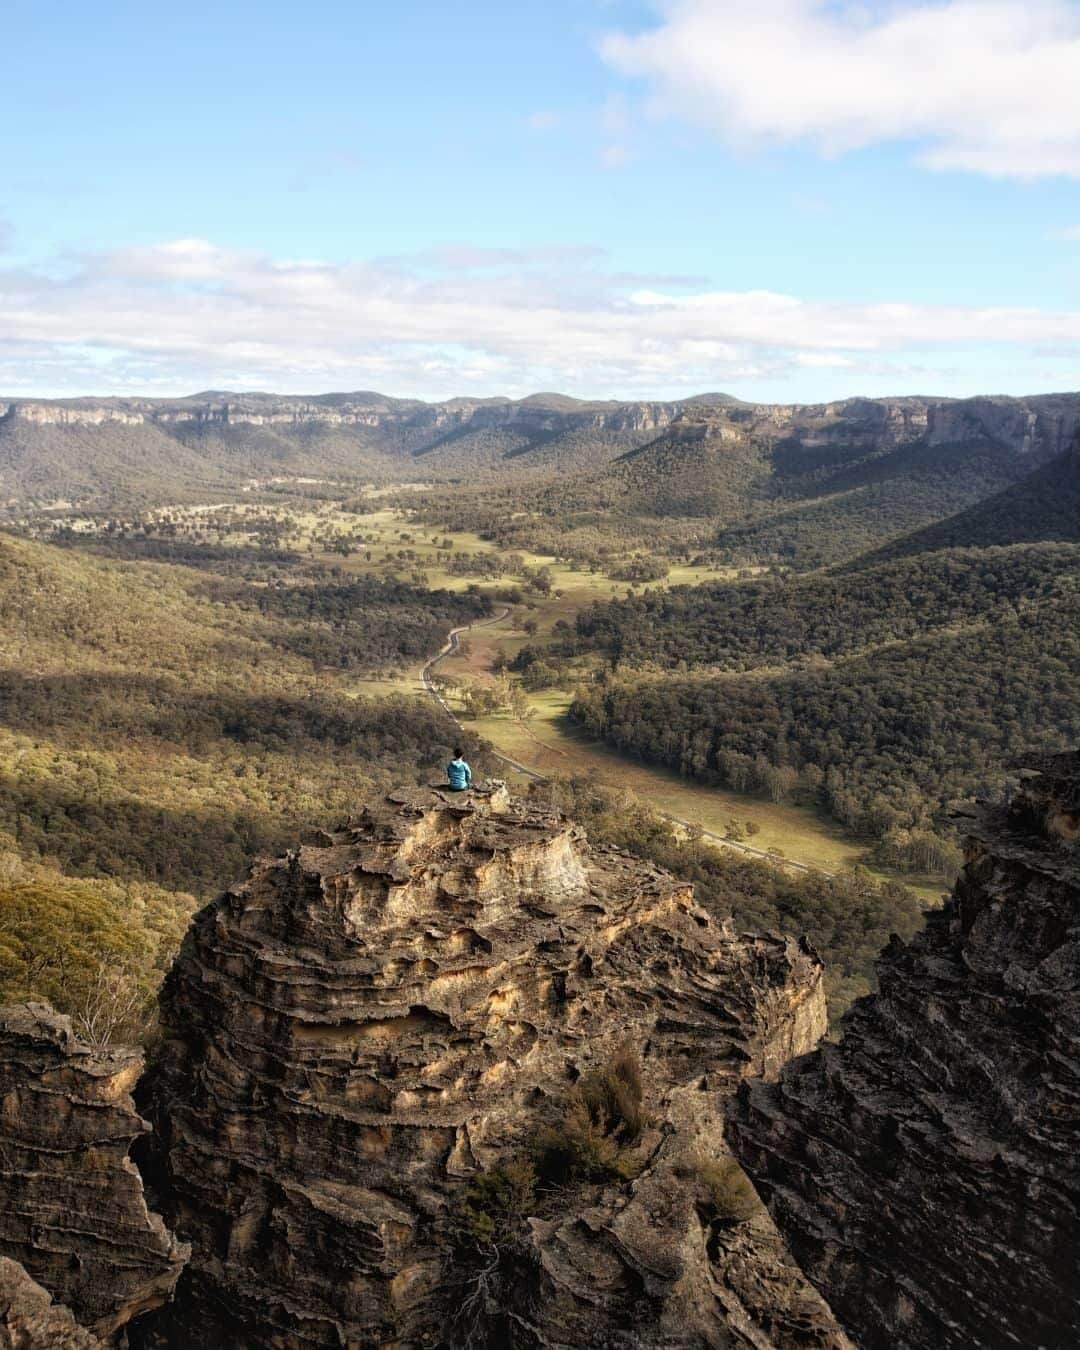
[449,1159,537,1246]
[689,1156,761,1224]
[530,1045,645,1188]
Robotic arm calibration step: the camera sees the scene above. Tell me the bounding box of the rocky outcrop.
[727,753,1080,1350]
[0,1006,187,1340]
[140,784,844,1348]
[926,394,1080,460]
[0,1259,101,1349]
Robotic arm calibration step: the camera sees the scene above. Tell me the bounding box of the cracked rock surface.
[0,1005,187,1342]
[727,752,1080,1350]
[139,784,845,1348]
[0,1258,102,1349]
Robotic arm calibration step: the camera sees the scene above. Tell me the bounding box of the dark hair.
[454,747,464,759]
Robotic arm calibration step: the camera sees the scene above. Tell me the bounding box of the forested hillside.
[709,438,1031,568]
[0,531,487,1039]
[5,389,1077,520]
[570,586,1080,869]
[570,542,1080,671]
[857,442,1080,563]
[404,410,1073,570]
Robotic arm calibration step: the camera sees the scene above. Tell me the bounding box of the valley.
[2,386,1078,1033]
[16,489,968,899]
[10,9,1080,1343]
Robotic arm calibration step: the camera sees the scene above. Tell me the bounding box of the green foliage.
[449,1159,538,1245]
[607,557,670,583]
[862,443,1080,562]
[572,543,1080,673]
[530,1046,645,1188]
[710,438,1027,569]
[569,583,1080,862]
[0,840,193,1044]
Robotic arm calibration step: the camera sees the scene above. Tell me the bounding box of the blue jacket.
[447,757,472,790]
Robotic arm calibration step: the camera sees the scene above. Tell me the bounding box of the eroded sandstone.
[0,1258,101,1349]
[0,1006,187,1340]
[727,753,1080,1350]
[140,784,845,1347]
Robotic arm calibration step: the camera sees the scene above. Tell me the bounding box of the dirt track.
[421,613,833,878]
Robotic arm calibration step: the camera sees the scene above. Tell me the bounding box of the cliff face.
[0,394,680,438]
[139,784,844,1348]
[0,1258,102,1349]
[3,389,1078,504]
[727,753,1080,1350]
[4,390,1074,455]
[0,1006,187,1340]
[926,394,1080,459]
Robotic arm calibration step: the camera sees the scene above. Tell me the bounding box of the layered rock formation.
[727,753,1080,1350]
[140,784,846,1348]
[0,1006,187,1340]
[0,1259,101,1349]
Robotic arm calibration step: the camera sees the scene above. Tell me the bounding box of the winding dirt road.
[421,613,833,878]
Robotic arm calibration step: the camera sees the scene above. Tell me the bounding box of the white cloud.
[1050,224,1080,240]
[601,0,1080,178]
[2,236,1080,398]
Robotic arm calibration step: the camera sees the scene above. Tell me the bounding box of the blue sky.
[4,0,1080,401]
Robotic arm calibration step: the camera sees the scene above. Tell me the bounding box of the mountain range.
[3,388,1079,510]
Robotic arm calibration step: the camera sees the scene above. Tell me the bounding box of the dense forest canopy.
[570,587,1080,863]
[569,542,1080,672]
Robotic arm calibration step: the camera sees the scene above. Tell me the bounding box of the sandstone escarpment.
[140,784,844,1348]
[0,1006,187,1340]
[0,1258,102,1349]
[727,753,1080,1350]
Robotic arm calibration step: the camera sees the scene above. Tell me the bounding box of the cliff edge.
[727,753,1080,1349]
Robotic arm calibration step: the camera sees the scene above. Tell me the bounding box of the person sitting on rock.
[446,748,472,792]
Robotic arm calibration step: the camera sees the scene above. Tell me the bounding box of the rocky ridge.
[4,390,1076,456]
[726,753,1080,1349]
[137,783,846,1348]
[3,389,1079,509]
[0,1006,187,1340]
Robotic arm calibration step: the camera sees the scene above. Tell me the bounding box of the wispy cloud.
[3,236,1080,398]
[1049,224,1080,240]
[601,1,1080,179]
